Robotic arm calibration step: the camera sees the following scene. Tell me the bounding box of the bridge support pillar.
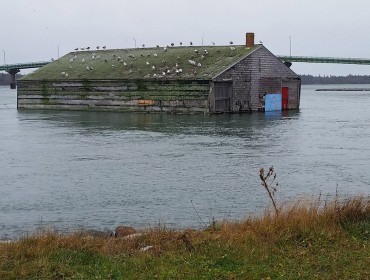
[7,69,20,89]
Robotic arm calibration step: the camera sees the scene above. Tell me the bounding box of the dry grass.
[1,195,370,279]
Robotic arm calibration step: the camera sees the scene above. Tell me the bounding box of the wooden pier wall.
[17,79,210,114]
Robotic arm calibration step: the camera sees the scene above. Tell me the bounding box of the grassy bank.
[1,196,370,279]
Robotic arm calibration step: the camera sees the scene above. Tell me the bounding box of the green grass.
[21,45,258,81]
[1,196,370,279]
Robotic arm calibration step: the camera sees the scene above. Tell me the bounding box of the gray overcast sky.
[1,0,370,75]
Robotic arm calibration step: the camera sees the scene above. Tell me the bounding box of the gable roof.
[22,45,260,81]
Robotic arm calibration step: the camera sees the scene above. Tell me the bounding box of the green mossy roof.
[22,45,260,81]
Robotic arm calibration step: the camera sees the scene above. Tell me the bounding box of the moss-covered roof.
[22,45,260,81]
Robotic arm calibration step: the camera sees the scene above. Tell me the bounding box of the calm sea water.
[1,84,370,239]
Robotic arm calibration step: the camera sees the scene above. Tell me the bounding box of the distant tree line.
[300,74,370,85]
[0,73,23,85]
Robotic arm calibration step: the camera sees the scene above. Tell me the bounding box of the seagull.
[153,53,158,57]
[190,41,193,46]
[86,47,90,50]
[96,46,100,49]
[152,65,156,70]
[188,59,196,65]
[194,49,199,53]
[156,45,160,48]
[142,44,145,48]
[171,43,174,47]
[180,42,183,46]
[81,58,85,62]
[146,62,150,65]
[74,48,78,51]
[211,42,215,46]
[102,46,106,49]
[197,63,202,67]
[229,41,233,45]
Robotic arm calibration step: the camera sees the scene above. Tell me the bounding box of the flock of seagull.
[60,41,237,78]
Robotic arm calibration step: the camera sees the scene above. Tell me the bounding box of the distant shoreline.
[316,88,370,91]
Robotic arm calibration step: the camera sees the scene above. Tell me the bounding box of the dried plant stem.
[259,167,279,216]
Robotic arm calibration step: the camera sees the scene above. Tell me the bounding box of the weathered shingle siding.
[17,79,210,114]
[213,46,301,112]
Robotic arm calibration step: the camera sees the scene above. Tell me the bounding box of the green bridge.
[277,55,370,65]
[1,55,370,89]
[0,61,50,89]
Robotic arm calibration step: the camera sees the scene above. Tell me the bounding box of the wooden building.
[18,33,301,114]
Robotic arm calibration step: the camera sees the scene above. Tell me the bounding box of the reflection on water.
[0,85,370,239]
